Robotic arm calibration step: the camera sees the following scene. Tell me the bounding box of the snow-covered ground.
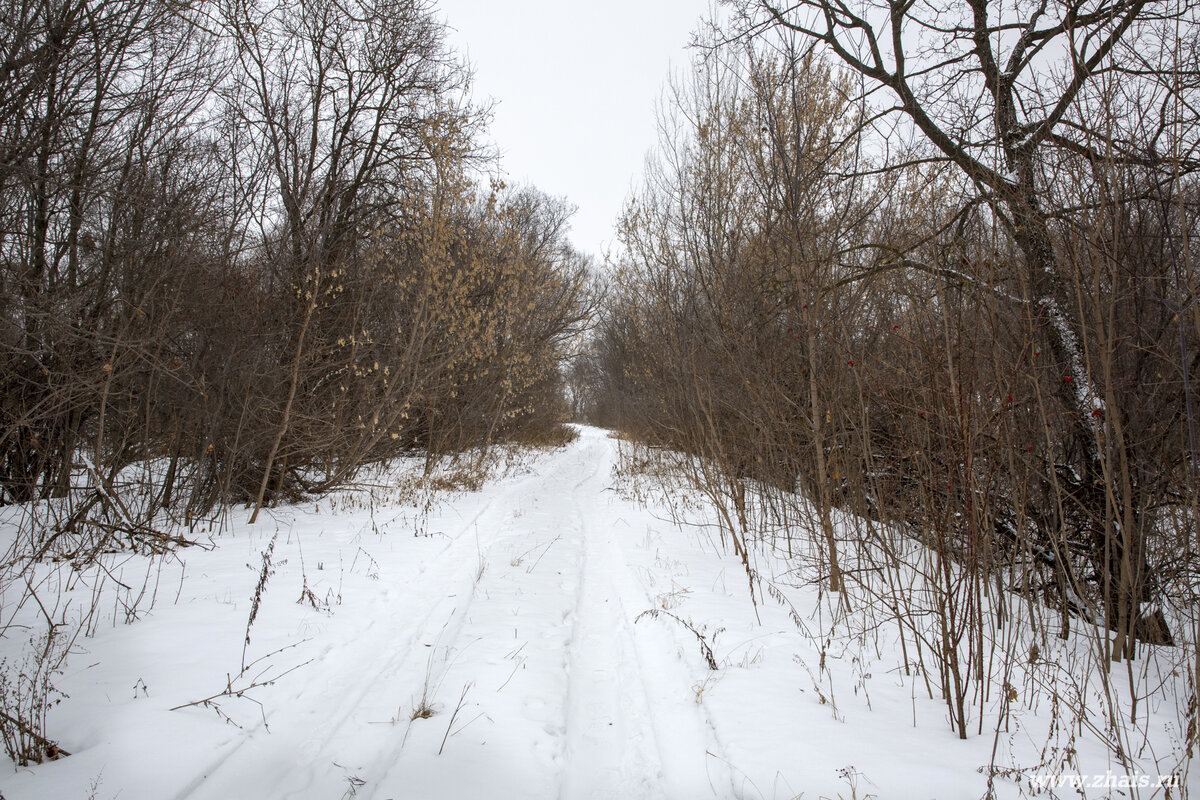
[0,426,1194,799]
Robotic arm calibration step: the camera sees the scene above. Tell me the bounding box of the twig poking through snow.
[242,532,279,672]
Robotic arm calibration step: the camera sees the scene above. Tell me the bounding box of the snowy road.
[2,428,751,800]
[4,426,1153,800]
[179,427,730,800]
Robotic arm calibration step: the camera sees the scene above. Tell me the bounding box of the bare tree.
[589,13,1199,757]
[739,0,1199,655]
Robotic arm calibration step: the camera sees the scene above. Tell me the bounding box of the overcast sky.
[436,0,717,260]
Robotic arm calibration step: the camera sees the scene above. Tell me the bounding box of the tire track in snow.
[558,451,666,800]
[559,431,733,799]
[600,528,737,799]
[177,523,494,798]
[355,449,605,798]
[175,432,732,800]
[366,435,603,799]
[175,445,590,800]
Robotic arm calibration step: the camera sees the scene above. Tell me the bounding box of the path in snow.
[181,427,729,800]
[6,425,1150,800]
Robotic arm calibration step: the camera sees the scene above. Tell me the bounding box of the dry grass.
[424,467,489,494]
[509,424,580,450]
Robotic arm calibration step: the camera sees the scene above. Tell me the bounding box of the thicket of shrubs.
[576,3,1200,755]
[0,0,591,538]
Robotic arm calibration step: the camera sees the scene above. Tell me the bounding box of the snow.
[0,426,1194,799]
[1038,293,1106,416]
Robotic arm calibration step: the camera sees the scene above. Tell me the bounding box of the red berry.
[1064,376,1072,382]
